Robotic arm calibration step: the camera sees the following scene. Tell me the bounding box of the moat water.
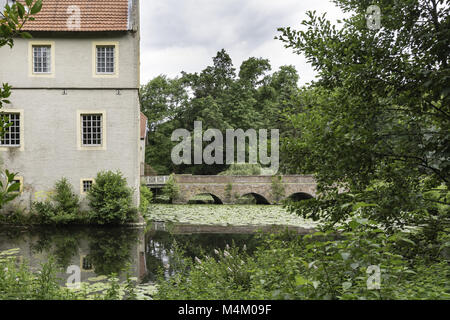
[0,222,302,285]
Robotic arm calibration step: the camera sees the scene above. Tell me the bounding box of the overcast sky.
[139,0,344,86]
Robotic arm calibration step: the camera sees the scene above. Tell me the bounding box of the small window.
[82,180,93,193]
[96,46,115,74]
[32,45,52,73]
[81,114,103,146]
[81,256,93,271]
[12,179,21,192]
[0,113,20,147]
[10,176,23,193]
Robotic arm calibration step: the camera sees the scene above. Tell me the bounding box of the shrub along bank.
[0,171,144,225]
[154,216,450,300]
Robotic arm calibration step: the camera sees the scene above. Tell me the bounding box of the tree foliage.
[276,0,449,231]
[87,171,137,224]
[140,49,301,175]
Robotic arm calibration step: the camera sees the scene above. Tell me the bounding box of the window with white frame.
[96,46,115,74]
[32,45,52,73]
[0,113,20,146]
[81,114,103,146]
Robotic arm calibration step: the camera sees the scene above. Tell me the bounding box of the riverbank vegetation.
[0,171,139,225]
[0,248,156,300]
[144,0,449,300]
[154,216,449,300]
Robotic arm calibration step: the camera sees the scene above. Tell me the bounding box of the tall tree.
[277,0,449,229]
[140,50,301,175]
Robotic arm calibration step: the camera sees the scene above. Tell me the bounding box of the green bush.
[87,170,137,224]
[32,178,83,225]
[224,183,233,202]
[53,178,80,214]
[161,174,180,203]
[154,217,450,300]
[0,207,32,225]
[139,185,153,214]
[271,175,285,204]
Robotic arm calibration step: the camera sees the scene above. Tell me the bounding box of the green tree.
[87,171,137,224]
[139,184,153,214]
[140,75,189,128]
[277,1,449,230]
[271,175,286,204]
[52,178,80,215]
[141,49,301,175]
[162,174,180,203]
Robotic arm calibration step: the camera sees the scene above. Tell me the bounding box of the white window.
[0,113,20,146]
[96,46,115,74]
[81,114,103,146]
[33,45,52,73]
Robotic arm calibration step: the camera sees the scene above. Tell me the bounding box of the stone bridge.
[144,175,316,205]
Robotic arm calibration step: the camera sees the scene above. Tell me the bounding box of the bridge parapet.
[144,174,316,205]
[173,174,316,185]
[145,175,170,186]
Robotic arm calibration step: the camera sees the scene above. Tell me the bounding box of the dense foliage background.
[140,50,301,175]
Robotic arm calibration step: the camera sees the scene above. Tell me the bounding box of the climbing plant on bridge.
[271,175,286,204]
[162,174,180,203]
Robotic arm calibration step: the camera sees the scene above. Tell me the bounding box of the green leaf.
[399,238,415,246]
[295,275,310,286]
[16,3,25,19]
[7,181,20,193]
[20,32,32,39]
[350,262,359,270]
[341,252,350,260]
[30,0,42,15]
[342,281,352,291]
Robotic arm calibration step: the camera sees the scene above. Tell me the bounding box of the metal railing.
[145,176,170,185]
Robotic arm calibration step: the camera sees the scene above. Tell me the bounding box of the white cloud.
[140,0,346,86]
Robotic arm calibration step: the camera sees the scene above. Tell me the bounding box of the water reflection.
[0,224,292,285]
[0,227,144,283]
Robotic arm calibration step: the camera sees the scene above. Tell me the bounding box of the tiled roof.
[20,0,131,32]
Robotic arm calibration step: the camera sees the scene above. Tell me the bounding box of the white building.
[0,0,142,211]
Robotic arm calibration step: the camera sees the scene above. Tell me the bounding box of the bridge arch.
[239,193,271,205]
[188,193,223,205]
[287,192,314,202]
